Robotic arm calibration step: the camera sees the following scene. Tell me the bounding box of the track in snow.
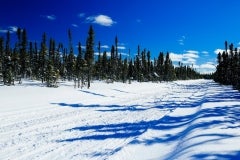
[1,80,240,160]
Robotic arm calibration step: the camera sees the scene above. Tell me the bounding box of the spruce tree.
[3,31,13,85]
[40,32,47,83]
[102,50,108,79]
[20,29,29,78]
[0,37,4,82]
[157,52,164,82]
[85,25,94,88]
[147,50,151,80]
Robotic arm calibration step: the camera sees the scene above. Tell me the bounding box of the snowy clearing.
[1,79,240,160]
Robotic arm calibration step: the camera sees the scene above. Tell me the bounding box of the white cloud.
[86,15,116,27]
[178,41,184,46]
[168,50,216,74]
[183,50,199,61]
[94,51,111,57]
[41,15,56,20]
[214,49,226,54]
[183,58,196,63]
[196,62,216,74]
[72,24,78,28]
[201,51,209,55]
[170,50,199,65]
[119,52,129,56]
[94,51,129,57]
[185,50,199,54]
[183,53,199,59]
[101,45,109,49]
[170,52,183,62]
[117,46,126,50]
[178,36,186,45]
[0,26,18,33]
[75,45,86,49]
[78,13,85,18]
[8,26,18,32]
[80,45,86,49]
[0,29,8,33]
[47,15,56,20]
[200,63,216,69]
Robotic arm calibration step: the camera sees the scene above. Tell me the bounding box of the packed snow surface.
[1,79,240,160]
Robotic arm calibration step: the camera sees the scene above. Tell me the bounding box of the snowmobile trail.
[1,80,240,160]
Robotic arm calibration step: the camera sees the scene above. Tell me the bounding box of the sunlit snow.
[0,80,240,160]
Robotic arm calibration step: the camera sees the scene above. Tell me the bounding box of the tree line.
[0,26,201,88]
[214,41,240,90]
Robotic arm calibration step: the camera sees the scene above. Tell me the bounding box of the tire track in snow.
[1,80,215,160]
[111,80,209,159]
[163,81,216,159]
[44,85,173,160]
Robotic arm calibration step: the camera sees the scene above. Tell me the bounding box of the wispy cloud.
[214,48,228,54]
[170,50,199,65]
[182,58,196,64]
[9,26,18,32]
[41,14,56,20]
[101,45,109,49]
[71,24,78,28]
[81,45,86,49]
[94,51,129,57]
[171,50,215,73]
[170,52,183,62]
[0,29,8,33]
[86,15,116,27]
[117,46,126,50]
[136,19,142,23]
[78,13,85,18]
[185,50,199,55]
[75,45,86,49]
[201,51,209,55]
[0,26,18,33]
[197,62,216,74]
[178,36,186,45]
[184,50,199,59]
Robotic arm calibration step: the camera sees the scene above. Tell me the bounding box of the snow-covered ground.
[1,79,240,160]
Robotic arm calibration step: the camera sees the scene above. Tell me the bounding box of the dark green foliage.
[85,25,94,88]
[0,26,201,87]
[0,37,4,82]
[214,41,240,90]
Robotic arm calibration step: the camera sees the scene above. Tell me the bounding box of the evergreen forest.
[214,41,240,90]
[0,26,202,88]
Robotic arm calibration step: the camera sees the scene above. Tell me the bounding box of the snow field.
[0,79,240,160]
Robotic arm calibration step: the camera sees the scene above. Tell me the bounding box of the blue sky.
[1,0,240,73]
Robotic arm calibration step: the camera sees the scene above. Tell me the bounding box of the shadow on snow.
[51,102,147,112]
[54,81,240,159]
[80,90,107,97]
